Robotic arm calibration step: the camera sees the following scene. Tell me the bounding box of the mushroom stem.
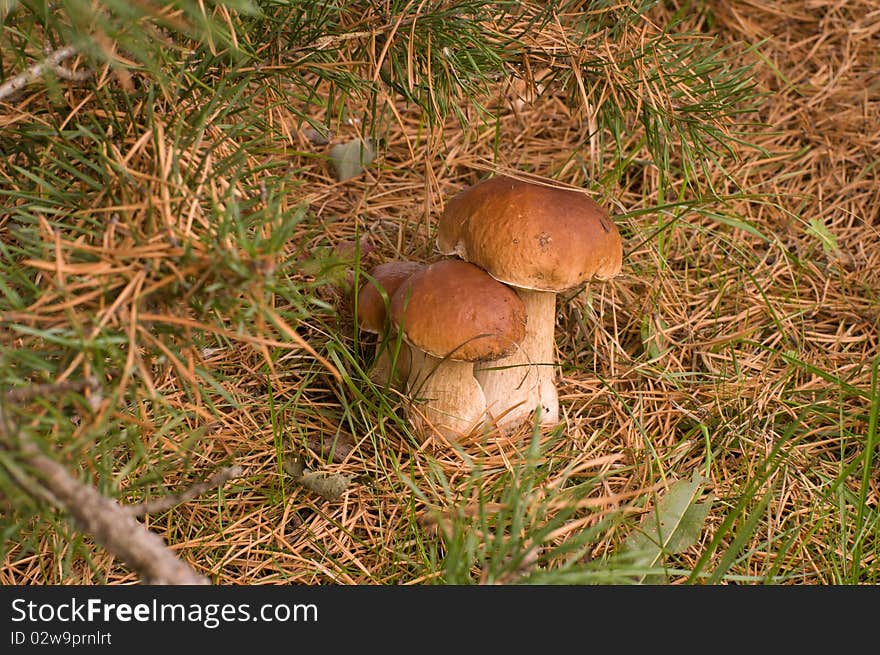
[475,288,558,428]
[406,350,488,440]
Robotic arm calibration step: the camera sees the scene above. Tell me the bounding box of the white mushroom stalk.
[474,288,557,427]
[404,348,488,440]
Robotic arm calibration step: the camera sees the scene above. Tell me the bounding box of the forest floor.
[1,1,878,584]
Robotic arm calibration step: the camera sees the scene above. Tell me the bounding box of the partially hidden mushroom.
[389,259,527,440]
[356,260,425,388]
[437,174,623,429]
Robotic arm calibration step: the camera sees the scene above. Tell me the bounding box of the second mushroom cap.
[357,260,426,334]
[389,259,526,362]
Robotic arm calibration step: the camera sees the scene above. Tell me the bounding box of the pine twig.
[0,407,210,585]
[21,443,210,584]
[4,377,99,403]
[0,45,92,102]
[127,465,245,519]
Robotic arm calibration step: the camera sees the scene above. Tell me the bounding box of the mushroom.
[436,174,622,429]
[356,260,425,388]
[389,259,526,440]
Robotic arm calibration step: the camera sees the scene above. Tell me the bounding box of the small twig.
[127,465,245,518]
[49,64,93,82]
[4,377,99,403]
[0,45,90,102]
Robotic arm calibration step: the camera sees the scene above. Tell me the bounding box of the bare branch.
[127,465,245,519]
[49,63,93,82]
[4,377,99,403]
[0,46,91,102]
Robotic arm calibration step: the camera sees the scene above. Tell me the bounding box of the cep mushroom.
[356,261,425,388]
[437,174,622,429]
[389,259,526,440]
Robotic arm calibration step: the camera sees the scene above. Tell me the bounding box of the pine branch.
[0,46,92,102]
[127,465,244,519]
[0,406,210,585]
[4,377,99,403]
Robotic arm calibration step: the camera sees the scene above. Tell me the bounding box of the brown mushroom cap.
[389,259,526,362]
[357,261,426,333]
[437,175,623,291]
